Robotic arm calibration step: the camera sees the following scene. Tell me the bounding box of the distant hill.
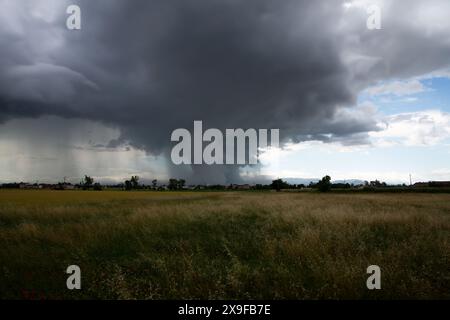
[333,179,366,186]
[283,178,319,185]
[284,178,365,186]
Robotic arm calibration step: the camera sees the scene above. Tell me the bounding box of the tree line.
[4,174,402,193]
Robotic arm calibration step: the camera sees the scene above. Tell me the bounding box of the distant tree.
[93,183,102,191]
[152,179,158,189]
[317,175,332,192]
[331,183,351,189]
[168,179,179,190]
[124,180,132,191]
[130,176,140,189]
[82,175,94,190]
[271,179,288,192]
[178,179,186,189]
[369,180,387,188]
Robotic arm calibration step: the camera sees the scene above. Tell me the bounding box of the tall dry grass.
[0,190,449,299]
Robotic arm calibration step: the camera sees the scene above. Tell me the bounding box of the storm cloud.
[1,0,450,183]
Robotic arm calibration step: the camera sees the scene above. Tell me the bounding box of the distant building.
[53,183,76,190]
[19,183,41,189]
[413,181,450,188]
[63,184,75,190]
[429,181,450,188]
[231,184,251,190]
[413,182,429,188]
[39,184,53,189]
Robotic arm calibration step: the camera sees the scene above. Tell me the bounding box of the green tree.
[93,183,102,191]
[124,180,132,191]
[152,179,158,189]
[317,175,332,192]
[82,175,94,190]
[271,179,287,192]
[130,176,139,189]
[168,179,179,190]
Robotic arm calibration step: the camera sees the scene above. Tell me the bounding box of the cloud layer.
[1,0,450,182]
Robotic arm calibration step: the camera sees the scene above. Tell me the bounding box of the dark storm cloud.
[1,0,450,183]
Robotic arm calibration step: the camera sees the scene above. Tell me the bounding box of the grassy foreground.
[0,190,449,299]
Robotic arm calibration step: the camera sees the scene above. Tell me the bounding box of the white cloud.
[417,68,450,80]
[371,110,450,146]
[366,79,427,97]
[342,0,382,10]
[261,108,450,162]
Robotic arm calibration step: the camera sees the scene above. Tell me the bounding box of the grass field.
[0,190,449,299]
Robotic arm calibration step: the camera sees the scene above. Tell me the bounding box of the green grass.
[0,190,449,299]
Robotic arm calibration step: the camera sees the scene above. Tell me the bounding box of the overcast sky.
[0,0,449,184]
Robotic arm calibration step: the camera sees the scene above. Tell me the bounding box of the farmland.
[0,190,449,299]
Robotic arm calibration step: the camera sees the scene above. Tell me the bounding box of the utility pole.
[409,174,412,186]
